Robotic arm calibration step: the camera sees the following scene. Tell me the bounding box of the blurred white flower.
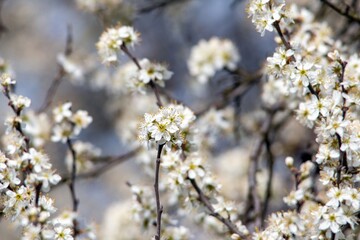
[188,38,240,83]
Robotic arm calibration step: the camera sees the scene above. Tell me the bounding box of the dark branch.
[66,138,79,238]
[320,0,360,23]
[137,0,188,14]
[154,144,164,240]
[0,0,7,34]
[261,127,274,226]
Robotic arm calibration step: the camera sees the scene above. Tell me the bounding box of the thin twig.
[34,183,42,207]
[121,43,180,240]
[261,128,274,226]
[120,44,163,107]
[154,144,164,240]
[149,81,164,108]
[189,178,247,238]
[335,60,349,187]
[37,25,73,113]
[261,111,292,220]
[272,21,293,52]
[66,138,79,238]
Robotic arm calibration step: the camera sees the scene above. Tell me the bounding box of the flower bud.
[285,156,294,167]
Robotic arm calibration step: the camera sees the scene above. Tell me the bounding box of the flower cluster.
[1,72,16,87]
[138,104,195,148]
[51,102,93,143]
[160,150,248,239]
[97,25,139,64]
[188,37,240,83]
[0,74,80,239]
[127,58,173,93]
[247,0,287,36]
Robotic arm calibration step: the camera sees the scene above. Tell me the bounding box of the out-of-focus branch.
[320,0,360,23]
[225,67,263,141]
[137,0,189,14]
[261,125,274,226]
[195,69,263,116]
[260,110,291,225]
[189,178,247,238]
[37,25,73,113]
[57,147,140,187]
[244,107,278,228]
[0,0,7,34]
